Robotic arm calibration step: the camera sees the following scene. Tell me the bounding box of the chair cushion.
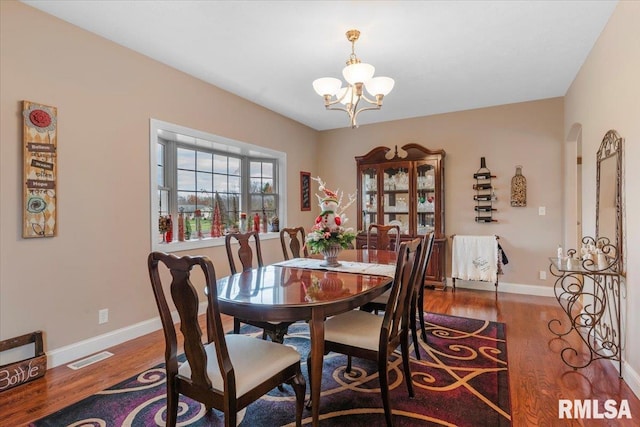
[325,310,383,351]
[178,334,300,397]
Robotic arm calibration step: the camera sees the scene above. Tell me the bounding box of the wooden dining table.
[215,249,396,427]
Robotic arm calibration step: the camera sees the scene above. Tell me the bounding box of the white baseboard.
[46,303,208,369]
[47,284,555,369]
[446,278,555,297]
[621,359,640,399]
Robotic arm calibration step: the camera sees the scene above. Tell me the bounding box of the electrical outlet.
[539,270,547,280]
[98,308,109,324]
[538,206,546,216]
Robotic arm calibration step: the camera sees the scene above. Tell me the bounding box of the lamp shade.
[312,77,342,96]
[365,76,395,96]
[342,63,375,85]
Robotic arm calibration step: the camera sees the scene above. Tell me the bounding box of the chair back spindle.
[280,227,308,260]
[226,231,263,274]
[366,224,401,252]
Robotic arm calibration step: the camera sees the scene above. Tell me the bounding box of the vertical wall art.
[300,171,311,211]
[510,165,527,207]
[22,101,58,238]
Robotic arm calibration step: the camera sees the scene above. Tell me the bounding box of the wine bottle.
[473,194,492,201]
[474,206,497,212]
[475,216,497,223]
[473,172,495,179]
[473,183,492,190]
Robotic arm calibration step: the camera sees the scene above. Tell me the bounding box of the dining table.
[215,249,397,427]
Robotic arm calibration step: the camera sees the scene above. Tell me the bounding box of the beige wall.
[0,2,318,356]
[3,0,637,395]
[319,98,565,289]
[565,0,640,390]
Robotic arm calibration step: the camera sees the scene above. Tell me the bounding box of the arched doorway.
[565,123,582,251]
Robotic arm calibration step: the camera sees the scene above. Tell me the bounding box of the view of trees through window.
[155,134,278,244]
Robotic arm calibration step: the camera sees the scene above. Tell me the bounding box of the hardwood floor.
[1,288,638,426]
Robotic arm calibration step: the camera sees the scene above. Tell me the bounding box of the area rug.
[30,313,510,426]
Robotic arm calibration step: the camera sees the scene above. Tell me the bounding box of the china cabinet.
[356,144,446,287]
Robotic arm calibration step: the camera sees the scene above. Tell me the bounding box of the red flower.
[29,109,51,128]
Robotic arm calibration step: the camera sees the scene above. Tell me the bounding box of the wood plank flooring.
[1,288,638,426]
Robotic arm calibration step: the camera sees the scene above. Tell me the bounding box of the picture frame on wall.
[300,171,311,211]
[22,100,58,238]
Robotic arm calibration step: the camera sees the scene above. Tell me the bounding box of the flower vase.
[320,243,343,268]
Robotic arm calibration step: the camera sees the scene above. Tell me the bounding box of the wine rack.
[474,157,497,223]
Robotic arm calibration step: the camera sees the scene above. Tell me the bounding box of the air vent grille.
[67,351,114,370]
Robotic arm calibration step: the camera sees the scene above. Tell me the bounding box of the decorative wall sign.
[0,331,46,391]
[300,171,311,211]
[22,101,57,238]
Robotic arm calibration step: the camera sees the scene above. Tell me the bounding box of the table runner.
[273,258,396,278]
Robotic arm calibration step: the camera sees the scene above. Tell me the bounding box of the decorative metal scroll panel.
[548,236,623,376]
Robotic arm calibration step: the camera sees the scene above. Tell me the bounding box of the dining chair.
[415,234,435,343]
[361,233,435,359]
[147,252,306,427]
[366,223,401,252]
[311,237,423,427]
[279,226,309,260]
[225,231,294,343]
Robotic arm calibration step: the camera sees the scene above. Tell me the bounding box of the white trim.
[446,278,555,297]
[620,359,640,399]
[46,302,208,369]
[46,281,554,370]
[46,281,553,370]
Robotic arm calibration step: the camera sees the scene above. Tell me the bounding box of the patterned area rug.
[31,313,510,426]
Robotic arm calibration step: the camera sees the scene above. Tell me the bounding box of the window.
[150,119,286,252]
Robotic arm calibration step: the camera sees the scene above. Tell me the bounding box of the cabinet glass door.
[360,167,377,229]
[383,165,410,234]
[416,162,436,235]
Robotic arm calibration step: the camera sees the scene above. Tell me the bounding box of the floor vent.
[67,351,114,370]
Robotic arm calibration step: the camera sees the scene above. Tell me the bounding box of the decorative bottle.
[557,244,563,259]
[165,215,173,243]
[195,209,203,239]
[262,210,268,233]
[510,165,527,207]
[178,211,185,241]
[239,212,247,233]
[253,212,260,233]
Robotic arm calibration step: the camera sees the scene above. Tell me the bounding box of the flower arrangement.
[305,176,356,255]
[306,223,356,254]
[158,215,169,234]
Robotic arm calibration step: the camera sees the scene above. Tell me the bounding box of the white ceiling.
[22,1,617,131]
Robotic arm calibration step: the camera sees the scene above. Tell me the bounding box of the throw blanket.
[452,235,499,283]
[273,258,396,278]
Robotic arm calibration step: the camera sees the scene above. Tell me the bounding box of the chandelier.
[312,29,394,128]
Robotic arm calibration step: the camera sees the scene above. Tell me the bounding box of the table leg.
[308,309,325,427]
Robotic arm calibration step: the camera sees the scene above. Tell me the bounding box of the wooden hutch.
[356,144,447,288]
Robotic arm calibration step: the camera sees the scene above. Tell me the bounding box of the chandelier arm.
[325,105,351,114]
[359,93,382,107]
[322,89,351,108]
[352,104,382,126]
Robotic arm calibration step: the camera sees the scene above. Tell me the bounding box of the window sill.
[152,232,280,253]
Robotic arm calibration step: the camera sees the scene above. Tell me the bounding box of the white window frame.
[149,119,286,252]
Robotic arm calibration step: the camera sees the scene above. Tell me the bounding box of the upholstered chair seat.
[178,334,302,397]
[325,310,384,351]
